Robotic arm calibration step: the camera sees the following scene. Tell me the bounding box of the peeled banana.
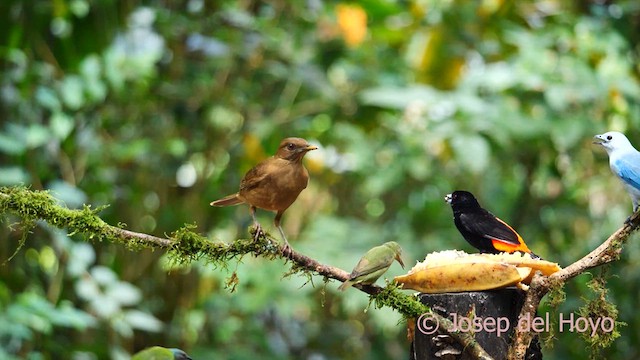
[394,250,561,293]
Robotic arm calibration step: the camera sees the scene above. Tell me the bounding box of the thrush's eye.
[286,143,295,150]
[607,135,613,140]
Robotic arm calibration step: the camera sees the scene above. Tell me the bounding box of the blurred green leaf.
[25,124,50,149]
[90,266,117,285]
[67,242,95,277]
[80,55,107,102]
[360,85,438,110]
[47,180,88,208]
[75,277,101,301]
[450,134,490,173]
[123,310,163,332]
[48,301,96,329]
[58,75,85,110]
[0,133,26,155]
[0,166,29,185]
[90,296,120,318]
[50,112,74,140]
[106,282,141,307]
[35,86,61,112]
[111,316,133,338]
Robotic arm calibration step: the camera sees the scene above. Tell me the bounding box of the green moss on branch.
[1,186,109,237]
[372,283,429,318]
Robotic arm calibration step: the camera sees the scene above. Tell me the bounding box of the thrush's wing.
[458,211,525,249]
[239,160,274,192]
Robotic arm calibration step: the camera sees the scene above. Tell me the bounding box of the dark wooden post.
[410,288,542,359]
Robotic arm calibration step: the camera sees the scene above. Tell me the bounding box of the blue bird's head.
[594,131,635,155]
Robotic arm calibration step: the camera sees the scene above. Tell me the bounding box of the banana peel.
[394,250,561,294]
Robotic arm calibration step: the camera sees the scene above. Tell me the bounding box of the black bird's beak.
[444,193,453,204]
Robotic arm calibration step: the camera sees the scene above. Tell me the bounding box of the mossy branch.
[507,212,640,360]
[0,186,492,359]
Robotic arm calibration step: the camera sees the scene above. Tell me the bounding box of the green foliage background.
[1,0,640,359]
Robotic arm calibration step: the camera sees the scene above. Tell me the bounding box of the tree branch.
[508,212,640,359]
[0,186,493,359]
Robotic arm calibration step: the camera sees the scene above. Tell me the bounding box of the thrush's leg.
[250,205,264,241]
[274,211,292,255]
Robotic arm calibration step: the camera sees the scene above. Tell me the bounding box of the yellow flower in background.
[336,3,367,47]
[242,134,266,164]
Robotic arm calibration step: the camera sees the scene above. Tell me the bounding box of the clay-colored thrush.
[338,241,404,291]
[210,137,317,252]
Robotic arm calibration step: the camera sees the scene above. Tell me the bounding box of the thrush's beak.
[396,254,405,269]
[303,144,318,152]
[444,193,453,204]
[593,135,605,145]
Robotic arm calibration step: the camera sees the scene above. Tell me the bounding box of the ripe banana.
[394,250,561,293]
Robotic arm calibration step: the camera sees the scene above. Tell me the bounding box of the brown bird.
[210,137,318,253]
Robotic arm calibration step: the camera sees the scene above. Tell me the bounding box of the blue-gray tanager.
[594,131,640,222]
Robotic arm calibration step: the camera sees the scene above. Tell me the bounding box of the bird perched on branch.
[210,137,317,253]
[339,241,405,291]
[132,346,192,360]
[594,131,640,223]
[445,190,538,257]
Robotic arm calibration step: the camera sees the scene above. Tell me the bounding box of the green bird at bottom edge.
[132,346,192,360]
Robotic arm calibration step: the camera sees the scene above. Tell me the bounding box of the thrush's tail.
[210,193,243,206]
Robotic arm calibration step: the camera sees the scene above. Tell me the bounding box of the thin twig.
[116,228,174,247]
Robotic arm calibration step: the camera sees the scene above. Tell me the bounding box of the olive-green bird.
[339,241,405,291]
[131,346,192,360]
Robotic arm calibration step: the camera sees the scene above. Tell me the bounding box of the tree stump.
[410,288,542,359]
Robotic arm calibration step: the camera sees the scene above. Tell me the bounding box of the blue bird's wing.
[613,155,640,191]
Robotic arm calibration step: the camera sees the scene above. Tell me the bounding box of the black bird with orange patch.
[445,190,538,257]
